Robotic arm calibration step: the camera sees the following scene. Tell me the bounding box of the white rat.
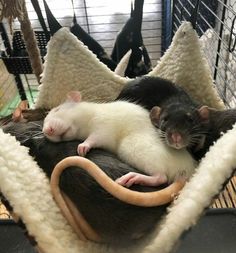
[43,91,197,187]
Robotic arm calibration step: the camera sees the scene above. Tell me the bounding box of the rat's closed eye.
[60,126,73,139]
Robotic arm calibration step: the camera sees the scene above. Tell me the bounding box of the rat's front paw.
[77,143,91,156]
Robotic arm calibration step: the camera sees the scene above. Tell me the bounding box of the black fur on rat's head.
[150,105,210,150]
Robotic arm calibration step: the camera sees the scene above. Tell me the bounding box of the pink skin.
[44,126,54,136]
[170,132,182,144]
[115,172,168,188]
[77,141,92,156]
[168,132,184,149]
[77,134,98,157]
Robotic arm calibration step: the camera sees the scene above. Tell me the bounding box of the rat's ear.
[150,106,161,127]
[66,91,82,103]
[198,105,210,121]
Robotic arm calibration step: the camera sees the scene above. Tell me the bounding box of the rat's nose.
[170,132,182,145]
[43,126,54,136]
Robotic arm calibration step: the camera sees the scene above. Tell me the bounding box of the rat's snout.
[171,132,182,144]
[43,125,54,136]
[42,117,70,142]
[167,132,185,149]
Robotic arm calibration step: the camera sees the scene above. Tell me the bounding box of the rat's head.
[150,105,209,149]
[43,91,82,142]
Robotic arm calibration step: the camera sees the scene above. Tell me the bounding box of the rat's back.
[90,100,154,136]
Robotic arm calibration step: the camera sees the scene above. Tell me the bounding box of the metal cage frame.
[172,0,236,108]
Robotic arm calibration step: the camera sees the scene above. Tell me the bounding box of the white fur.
[43,100,197,181]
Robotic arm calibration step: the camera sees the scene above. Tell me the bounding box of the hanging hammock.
[1,1,235,253]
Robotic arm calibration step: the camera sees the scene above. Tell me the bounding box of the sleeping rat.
[42,91,197,188]
[117,76,236,160]
[116,76,209,154]
[2,120,168,246]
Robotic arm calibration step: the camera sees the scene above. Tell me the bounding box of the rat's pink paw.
[116,172,167,187]
[77,143,91,156]
[115,172,136,187]
[115,172,148,187]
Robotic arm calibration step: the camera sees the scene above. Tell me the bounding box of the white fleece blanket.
[0,129,153,253]
[36,22,224,110]
[0,21,234,253]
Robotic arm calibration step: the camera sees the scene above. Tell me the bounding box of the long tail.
[50,156,186,241]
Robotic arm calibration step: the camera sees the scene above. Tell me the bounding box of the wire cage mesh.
[0,0,163,117]
[172,0,236,208]
[2,31,47,75]
[172,0,236,108]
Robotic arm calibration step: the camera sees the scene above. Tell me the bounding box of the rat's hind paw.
[116,172,168,187]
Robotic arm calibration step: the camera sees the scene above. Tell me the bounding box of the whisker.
[0,116,12,127]
[189,136,205,142]
[188,139,200,145]
[159,133,166,140]
[29,122,42,128]
[159,133,166,138]
[190,132,205,137]
[21,134,45,145]
[8,130,41,138]
[190,133,208,139]
[31,132,44,138]
[5,131,30,138]
[3,130,19,135]
[193,129,209,134]
[32,136,46,147]
[190,129,208,134]
[191,123,203,128]
[158,129,166,136]
[26,130,42,134]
